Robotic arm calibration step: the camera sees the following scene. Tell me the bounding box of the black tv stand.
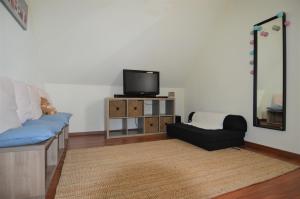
[114,94,157,98]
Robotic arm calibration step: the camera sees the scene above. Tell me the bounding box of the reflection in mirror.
[253,13,286,131]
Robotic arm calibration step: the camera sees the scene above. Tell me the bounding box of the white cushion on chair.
[191,112,227,130]
[0,77,21,134]
[28,85,42,120]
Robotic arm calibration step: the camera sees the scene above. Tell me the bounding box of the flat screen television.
[123,69,159,97]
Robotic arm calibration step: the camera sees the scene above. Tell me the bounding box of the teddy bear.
[40,97,57,115]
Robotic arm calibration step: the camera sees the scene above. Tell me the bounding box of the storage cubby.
[106,97,175,138]
[108,118,127,137]
[144,100,160,116]
[109,100,127,117]
[58,131,65,159]
[45,130,68,191]
[128,100,144,117]
[144,117,159,133]
[160,100,175,116]
[46,137,58,190]
[160,116,174,132]
[127,117,144,135]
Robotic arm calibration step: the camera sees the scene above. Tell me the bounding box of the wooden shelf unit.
[106,97,175,139]
[0,126,69,199]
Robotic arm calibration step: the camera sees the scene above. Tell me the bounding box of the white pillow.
[14,81,32,123]
[28,85,42,120]
[191,112,227,130]
[0,77,21,134]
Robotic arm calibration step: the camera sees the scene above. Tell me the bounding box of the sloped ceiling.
[30,0,226,87]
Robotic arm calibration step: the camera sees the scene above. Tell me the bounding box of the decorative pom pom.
[260,31,269,37]
[264,32,269,37]
[254,26,262,31]
[276,11,284,18]
[272,25,281,31]
[260,32,264,36]
[284,20,291,26]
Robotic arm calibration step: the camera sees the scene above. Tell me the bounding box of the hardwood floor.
[215,169,300,199]
[68,133,168,149]
[47,134,300,199]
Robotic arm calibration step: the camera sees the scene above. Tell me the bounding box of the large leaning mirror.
[253,13,286,131]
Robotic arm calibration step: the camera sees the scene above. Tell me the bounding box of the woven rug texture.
[55,139,298,199]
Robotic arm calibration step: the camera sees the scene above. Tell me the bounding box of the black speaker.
[175,115,181,123]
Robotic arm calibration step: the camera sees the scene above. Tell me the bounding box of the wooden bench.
[0,125,69,199]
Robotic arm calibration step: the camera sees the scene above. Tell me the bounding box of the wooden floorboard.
[47,134,300,199]
[215,168,300,199]
[67,133,168,150]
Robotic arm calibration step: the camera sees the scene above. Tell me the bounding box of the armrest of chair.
[188,112,195,122]
[223,115,247,132]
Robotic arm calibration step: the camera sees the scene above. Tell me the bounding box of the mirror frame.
[253,13,286,131]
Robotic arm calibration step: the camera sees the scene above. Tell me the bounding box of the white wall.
[0,0,42,85]
[185,0,300,154]
[28,0,225,87]
[45,83,184,133]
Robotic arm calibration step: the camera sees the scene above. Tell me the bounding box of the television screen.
[123,69,159,96]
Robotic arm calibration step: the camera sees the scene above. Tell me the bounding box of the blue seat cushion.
[23,119,66,133]
[0,126,55,148]
[40,112,72,124]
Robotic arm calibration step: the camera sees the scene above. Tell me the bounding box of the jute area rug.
[55,139,298,199]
